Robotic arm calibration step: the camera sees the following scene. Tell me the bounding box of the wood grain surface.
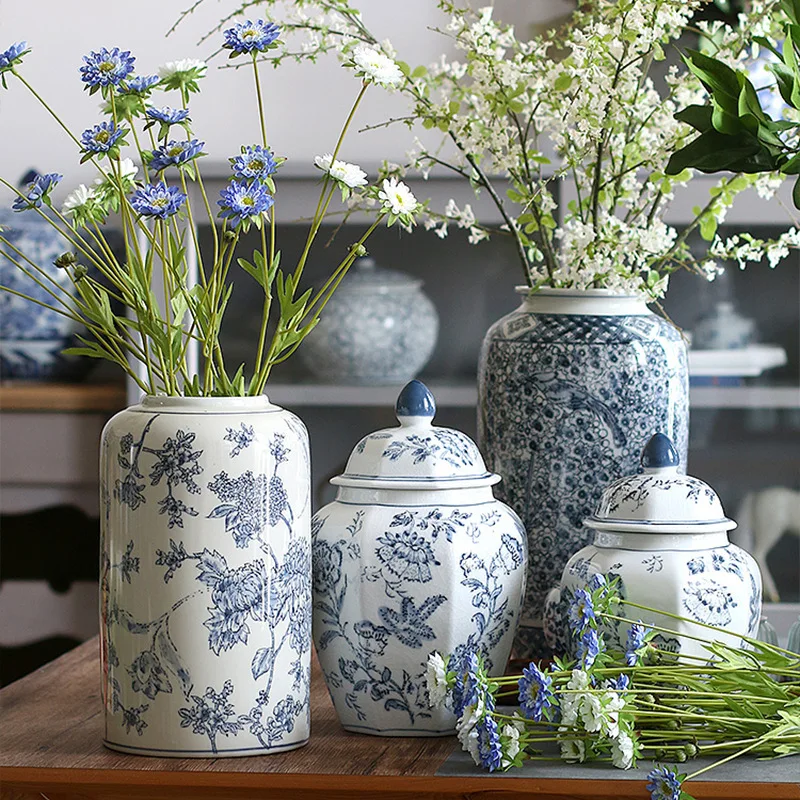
[1,639,798,800]
[0,382,126,412]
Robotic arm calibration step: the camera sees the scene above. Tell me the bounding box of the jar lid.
[331,380,499,489]
[584,433,736,534]
[337,256,422,292]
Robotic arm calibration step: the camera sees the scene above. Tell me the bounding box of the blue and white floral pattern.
[312,504,526,733]
[101,400,310,756]
[479,298,689,657]
[683,579,738,626]
[114,416,203,528]
[382,429,478,468]
[224,423,255,457]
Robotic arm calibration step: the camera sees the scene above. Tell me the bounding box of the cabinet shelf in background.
[266,381,800,409]
[0,382,127,413]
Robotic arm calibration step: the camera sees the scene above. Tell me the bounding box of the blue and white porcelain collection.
[543,432,762,660]
[311,380,527,735]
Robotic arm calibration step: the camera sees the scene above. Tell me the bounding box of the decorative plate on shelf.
[688,345,787,377]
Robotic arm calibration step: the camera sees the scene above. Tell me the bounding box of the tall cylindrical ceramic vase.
[478,288,689,658]
[100,396,311,757]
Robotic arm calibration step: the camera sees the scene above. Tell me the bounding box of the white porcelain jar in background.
[543,433,762,660]
[100,395,311,757]
[312,381,527,736]
[299,256,439,385]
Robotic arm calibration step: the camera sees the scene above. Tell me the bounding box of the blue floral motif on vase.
[478,290,689,658]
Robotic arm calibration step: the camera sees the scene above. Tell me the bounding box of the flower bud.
[675,749,687,762]
[350,242,367,257]
[54,251,77,269]
[223,230,237,242]
[684,743,698,757]
[665,719,679,731]
[73,264,88,280]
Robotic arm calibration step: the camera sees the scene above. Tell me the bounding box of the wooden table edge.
[1,766,798,799]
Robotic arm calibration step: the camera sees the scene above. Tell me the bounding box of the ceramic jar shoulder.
[311,485,527,735]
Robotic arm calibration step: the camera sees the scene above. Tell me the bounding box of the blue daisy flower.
[130,182,187,219]
[0,41,27,71]
[149,139,204,171]
[610,673,630,692]
[646,766,682,800]
[122,74,159,94]
[476,713,502,772]
[568,588,596,634]
[223,20,281,54]
[146,107,190,125]
[217,180,273,228]
[450,651,482,718]
[625,621,650,666]
[12,172,62,211]
[80,47,135,88]
[231,145,277,181]
[81,121,126,154]
[518,662,554,722]
[576,627,603,669]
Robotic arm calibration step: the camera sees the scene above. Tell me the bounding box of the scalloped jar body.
[544,531,762,660]
[100,396,311,757]
[311,485,527,736]
[478,289,689,658]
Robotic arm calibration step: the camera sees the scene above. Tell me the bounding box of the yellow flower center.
[243,28,257,39]
[242,196,254,207]
[168,145,183,157]
[96,131,110,144]
[99,61,115,73]
[152,197,168,208]
[250,159,263,171]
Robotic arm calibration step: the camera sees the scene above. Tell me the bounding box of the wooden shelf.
[0,382,127,413]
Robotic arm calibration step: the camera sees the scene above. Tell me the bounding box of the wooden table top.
[1,639,798,800]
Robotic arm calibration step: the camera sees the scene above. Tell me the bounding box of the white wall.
[0,0,439,202]
[0,1,570,204]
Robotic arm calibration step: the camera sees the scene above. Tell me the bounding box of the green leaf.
[666,129,777,174]
[237,258,266,289]
[62,346,106,359]
[411,64,427,79]
[699,213,718,241]
[675,105,715,132]
[554,72,572,92]
[769,61,796,107]
[683,49,741,113]
[792,173,800,209]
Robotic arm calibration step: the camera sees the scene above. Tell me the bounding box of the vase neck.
[515,287,650,316]
[134,395,277,414]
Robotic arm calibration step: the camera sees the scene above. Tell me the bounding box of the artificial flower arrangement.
[178,0,798,298]
[425,575,800,800]
[0,21,419,396]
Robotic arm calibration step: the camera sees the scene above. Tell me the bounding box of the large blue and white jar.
[312,380,527,736]
[543,433,762,660]
[100,396,311,757]
[478,288,689,658]
[0,199,82,379]
[299,256,439,385]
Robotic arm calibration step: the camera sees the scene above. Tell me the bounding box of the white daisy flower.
[158,58,207,80]
[314,153,367,189]
[62,184,96,216]
[611,731,635,769]
[352,44,403,87]
[425,652,449,708]
[500,723,521,768]
[378,177,417,216]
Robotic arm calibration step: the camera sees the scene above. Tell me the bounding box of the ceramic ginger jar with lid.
[311,380,527,736]
[298,256,439,385]
[543,433,762,660]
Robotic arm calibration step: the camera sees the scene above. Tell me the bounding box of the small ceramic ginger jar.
[312,380,527,736]
[544,433,762,660]
[298,256,439,385]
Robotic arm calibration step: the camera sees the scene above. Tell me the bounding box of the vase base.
[102,737,309,758]
[341,724,455,737]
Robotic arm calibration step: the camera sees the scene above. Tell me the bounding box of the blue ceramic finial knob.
[641,432,680,470]
[396,380,436,422]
